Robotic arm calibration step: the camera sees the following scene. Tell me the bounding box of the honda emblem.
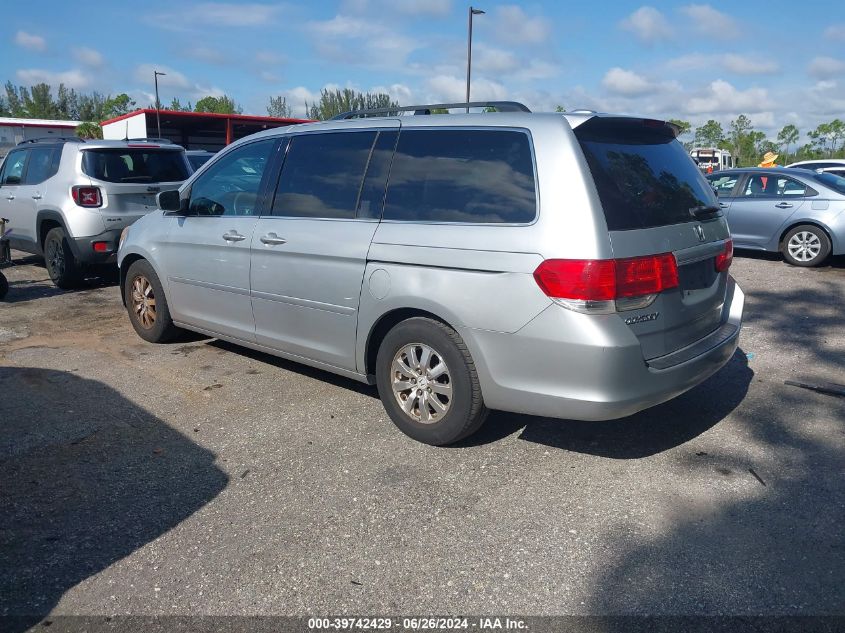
[694,225,706,242]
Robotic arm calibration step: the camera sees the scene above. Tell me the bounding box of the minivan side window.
[188,139,276,217]
[1,149,28,185]
[23,147,57,184]
[382,129,537,224]
[271,131,377,220]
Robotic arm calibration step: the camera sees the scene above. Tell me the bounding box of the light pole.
[153,70,166,139]
[466,6,485,112]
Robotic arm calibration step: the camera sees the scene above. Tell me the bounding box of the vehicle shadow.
[459,349,752,457]
[0,367,228,632]
[2,252,118,305]
[735,249,845,270]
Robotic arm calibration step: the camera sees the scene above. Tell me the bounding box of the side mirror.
[159,189,186,214]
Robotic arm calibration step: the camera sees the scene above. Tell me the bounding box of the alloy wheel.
[131,275,157,329]
[46,238,64,278]
[391,343,452,424]
[787,231,821,262]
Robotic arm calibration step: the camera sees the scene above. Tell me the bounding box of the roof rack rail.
[331,101,531,120]
[127,137,173,144]
[18,136,85,145]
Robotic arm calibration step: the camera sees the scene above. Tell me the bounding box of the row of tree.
[3,80,842,164]
[670,116,845,166]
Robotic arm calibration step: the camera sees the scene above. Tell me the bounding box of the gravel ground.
[0,250,843,625]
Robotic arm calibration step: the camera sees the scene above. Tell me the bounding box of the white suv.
[0,137,190,288]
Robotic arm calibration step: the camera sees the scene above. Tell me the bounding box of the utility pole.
[466,6,485,113]
[154,70,166,139]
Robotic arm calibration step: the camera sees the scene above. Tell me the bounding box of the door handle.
[719,202,729,208]
[222,231,246,242]
[775,202,793,209]
[31,193,42,200]
[4,195,14,201]
[260,233,287,245]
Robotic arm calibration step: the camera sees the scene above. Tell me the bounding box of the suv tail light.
[72,186,102,208]
[533,253,678,314]
[715,239,733,272]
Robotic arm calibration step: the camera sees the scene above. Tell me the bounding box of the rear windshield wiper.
[688,204,721,218]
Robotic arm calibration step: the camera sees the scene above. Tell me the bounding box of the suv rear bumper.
[70,229,123,265]
[462,277,744,421]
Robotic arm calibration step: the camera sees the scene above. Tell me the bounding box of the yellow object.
[758,151,779,167]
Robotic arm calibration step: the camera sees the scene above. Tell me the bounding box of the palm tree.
[777,125,799,163]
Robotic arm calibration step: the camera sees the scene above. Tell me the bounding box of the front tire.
[376,317,488,446]
[781,225,831,267]
[124,259,181,343]
[44,227,82,289]
[0,272,7,300]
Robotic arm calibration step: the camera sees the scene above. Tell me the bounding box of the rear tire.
[43,227,82,289]
[376,317,488,446]
[124,259,181,343]
[781,225,831,267]
[0,272,7,300]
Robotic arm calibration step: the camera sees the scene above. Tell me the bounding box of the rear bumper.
[71,229,123,265]
[462,277,745,421]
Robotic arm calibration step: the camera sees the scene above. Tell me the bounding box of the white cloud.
[808,56,845,79]
[16,68,90,89]
[602,67,654,96]
[685,80,771,114]
[473,44,520,74]
[824,24,845,41]
[183,46,230,65]
[426,74,507,103]
[256,51,285,65]
[149,2,282,29]
[15,30,46,52]
[667,53,779,75]
[620,7,672,44]
[308,15,420,67]
[133,64,226,102]
[491,5,550,44]
[394,0,451,16]
[72,47,105,68]
[680,4,739,39]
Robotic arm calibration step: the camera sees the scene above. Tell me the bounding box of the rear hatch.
[575,117,731,360]
[81,146,189,221]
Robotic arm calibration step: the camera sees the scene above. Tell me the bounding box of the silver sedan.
[707,168,845,266]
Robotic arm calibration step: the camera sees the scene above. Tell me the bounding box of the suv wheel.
[376,317,488,445]
[781,225,831,267]
[44,227,82,288]
[0,272,7,300]
[124,259,182,343]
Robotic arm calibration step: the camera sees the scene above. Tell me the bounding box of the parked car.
[118,101,744,445]
[0,137,190,288]
[706,167,845,266]
[786,159,845,178]
[185,150,216,172]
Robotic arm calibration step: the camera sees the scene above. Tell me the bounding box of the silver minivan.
[118,102,744,445]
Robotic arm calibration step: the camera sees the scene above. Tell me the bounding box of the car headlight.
[118,226,130,250]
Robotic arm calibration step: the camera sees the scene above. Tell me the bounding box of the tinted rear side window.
[24,147,58,184]
[272,131,377,219]
[576,119,717,231]
[383,129,536,223]
[82,149,189,183]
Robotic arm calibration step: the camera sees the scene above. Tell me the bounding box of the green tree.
[777,124,799,162]
[168,97,193,112]
[669,119,692,137]
[194,95,241,114]
[728,114,753,165]
[305,88,399,121]
[77,92,108,122]
[555,105,566,112]
[103,93,136,119]
[267,95,293,118]
[75,121,103,139]
[56,84,80,120]
[5,82,26,117]
[694,120,724,148]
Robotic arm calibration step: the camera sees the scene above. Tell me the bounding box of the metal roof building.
[0,117,82,157]
[100,109,310,151]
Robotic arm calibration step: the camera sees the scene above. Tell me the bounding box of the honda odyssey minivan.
[118,102,744,445]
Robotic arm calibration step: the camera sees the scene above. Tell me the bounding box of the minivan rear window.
[82,149,189,183]
[383,129,537,224]
[576,119,717,231]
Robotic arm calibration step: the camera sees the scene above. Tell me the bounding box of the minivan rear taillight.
[72,186,102,208]
[533,253,678,314]
[715,239,733,272]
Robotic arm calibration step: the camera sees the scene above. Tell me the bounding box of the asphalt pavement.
[0,250,843,624]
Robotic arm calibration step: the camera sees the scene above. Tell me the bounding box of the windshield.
[577,119,718,230]
[82,149,189,183]
[813,171,845,195]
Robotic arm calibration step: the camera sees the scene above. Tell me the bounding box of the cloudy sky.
[3,0,844,141]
